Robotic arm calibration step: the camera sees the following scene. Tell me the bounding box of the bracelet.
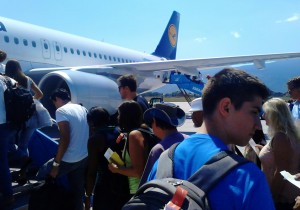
[52,160,60,167]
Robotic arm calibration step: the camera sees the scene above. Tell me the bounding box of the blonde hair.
[263,98,300,145]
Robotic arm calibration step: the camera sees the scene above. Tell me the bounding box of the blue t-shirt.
[148,134,275,210]
[134,95,150,113]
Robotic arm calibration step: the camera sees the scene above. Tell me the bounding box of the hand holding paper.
[280,170,300,189]
[104,148,125,166]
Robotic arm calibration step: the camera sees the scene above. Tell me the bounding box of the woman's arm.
[108,130,146,178]
[30,78,43,99]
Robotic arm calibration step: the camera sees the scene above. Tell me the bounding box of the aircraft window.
[70,48,74,54]
[94,53,97,58]
[117,58,121,62]
[113,57,116,62]
[104,55,107,60]
[23,39,28,46]
[99,54,102,59]
[44,43,49,50]
[83,51,86,56]
[32,41,36,48]
[109,56,111,61]
[88,52,92,57]
[77,49,80,55]
[14,37,19,45]
[4,36,9,43]
[64,47,68,53]
[56,45,60,52]
[125,59,128,63]
[122,58,125,63]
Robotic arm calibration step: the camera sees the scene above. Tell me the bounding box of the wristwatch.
[52,160,60,167]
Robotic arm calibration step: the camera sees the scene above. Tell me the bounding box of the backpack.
[2,76,36,129]
[137,127,160,158]
[122,143,249,210]
[96,126,130,194]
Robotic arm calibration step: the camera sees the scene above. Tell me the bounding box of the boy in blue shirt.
[148,68,275,210]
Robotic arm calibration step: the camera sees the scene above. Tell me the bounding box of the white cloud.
[277,14,299,23]
[194,37,207,43]
[286,14,299,22]
[231,31,240,38]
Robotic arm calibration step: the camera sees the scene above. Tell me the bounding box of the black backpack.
[137,127,160,158]
[2,76,36,129]
[92,126,131,209]
[98,126,130,195]
[122,143,249,210]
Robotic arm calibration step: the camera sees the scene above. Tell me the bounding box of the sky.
[1,0,300,60]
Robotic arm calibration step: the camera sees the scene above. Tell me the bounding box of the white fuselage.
[0,16,162,72]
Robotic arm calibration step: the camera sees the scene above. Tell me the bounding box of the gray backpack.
[122,143,249,210]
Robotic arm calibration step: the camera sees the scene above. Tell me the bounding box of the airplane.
[0,11,180,116]
[1,11,300,117]
[2,12,300,209]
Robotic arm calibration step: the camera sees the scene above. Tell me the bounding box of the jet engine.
[38,70,122,118]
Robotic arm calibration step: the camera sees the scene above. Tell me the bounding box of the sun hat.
[143,102,186,127]
[189,97,203,112]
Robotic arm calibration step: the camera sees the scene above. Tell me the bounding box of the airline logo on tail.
[168,24,177,47]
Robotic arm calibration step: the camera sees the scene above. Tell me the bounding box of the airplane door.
[53,41,62,61]
[41,39,51,59]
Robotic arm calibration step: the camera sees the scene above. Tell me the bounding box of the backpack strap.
[137,127,153,135]
[188,150,249,193]
[156,142,180,179]
[234,145,244,157]
[156,143,249,193]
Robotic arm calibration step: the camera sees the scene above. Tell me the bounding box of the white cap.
[189,97,203,112]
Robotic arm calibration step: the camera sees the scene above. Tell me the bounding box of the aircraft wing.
[29,52,300,77]
[106,52,300,75]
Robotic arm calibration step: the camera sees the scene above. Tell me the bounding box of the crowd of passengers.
[1,52,300,210]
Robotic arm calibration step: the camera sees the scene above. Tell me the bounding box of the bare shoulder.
[129,130,144,142]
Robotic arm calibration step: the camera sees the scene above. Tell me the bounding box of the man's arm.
[50,121,70,177]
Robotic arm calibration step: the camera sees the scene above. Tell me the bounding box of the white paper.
[280,170,300,189]
[104,148,113,161]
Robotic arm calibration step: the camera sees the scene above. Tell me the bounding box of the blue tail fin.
[152,11,180,60]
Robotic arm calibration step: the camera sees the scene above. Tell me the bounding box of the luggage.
[28,178,75,210]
